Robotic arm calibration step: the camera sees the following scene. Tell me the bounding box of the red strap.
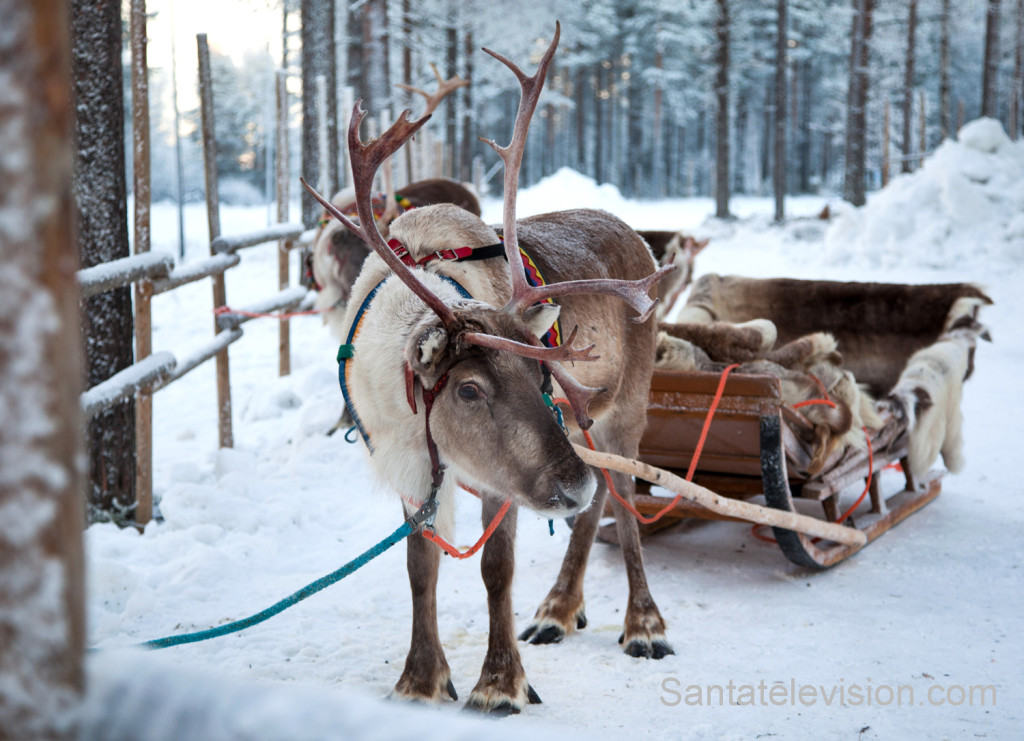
[387,239,475,267]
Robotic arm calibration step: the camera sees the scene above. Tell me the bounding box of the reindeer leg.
[392,517,457,703]
[519,476,604,645]
[606,466,674,660]
[466,498,541,715]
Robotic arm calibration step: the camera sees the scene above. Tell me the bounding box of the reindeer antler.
[481,22,672,326]
[301,102,460,332]
[396,63,470,118]
[462,325,600,364]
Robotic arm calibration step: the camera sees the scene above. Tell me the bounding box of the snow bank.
[825,118,1024,270]
[81,651,579,741]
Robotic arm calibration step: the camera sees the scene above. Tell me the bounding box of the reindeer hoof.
[391,670,458,704]
[576,611,588,629]
[464,679,539,715]
[619,631,675,660]
[519,622,565,645]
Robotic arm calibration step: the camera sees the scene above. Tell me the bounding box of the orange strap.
[421,498,513,559]
[556,363,740,526]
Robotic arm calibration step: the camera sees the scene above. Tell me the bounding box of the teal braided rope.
[135,520,413,650]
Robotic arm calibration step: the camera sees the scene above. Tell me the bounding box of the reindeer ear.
[406,325,450,375]
[522,303,561,339]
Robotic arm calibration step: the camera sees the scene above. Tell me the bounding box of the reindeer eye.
[458,383,481,400]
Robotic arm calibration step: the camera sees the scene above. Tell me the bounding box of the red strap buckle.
[388,238,416,267]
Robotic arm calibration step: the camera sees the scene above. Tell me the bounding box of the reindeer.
[303,25,674,714]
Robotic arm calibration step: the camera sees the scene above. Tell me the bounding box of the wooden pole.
[572,445,868,547]
[0,0,85,732]
[131,0,153,525]
[197,33,233,448]
[276,69,291,377]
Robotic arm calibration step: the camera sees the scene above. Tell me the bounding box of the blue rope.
[131,520,414,650]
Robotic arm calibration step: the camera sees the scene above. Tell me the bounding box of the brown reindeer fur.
[678,274,992,397]
[344,204,671,711]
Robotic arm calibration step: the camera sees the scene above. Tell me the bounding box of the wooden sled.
[621,277,989,569]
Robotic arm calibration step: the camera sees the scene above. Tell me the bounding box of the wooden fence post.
[0,0,86,732]
[276,69,291,377]
[131,0,154,525]
[198,33,233,448]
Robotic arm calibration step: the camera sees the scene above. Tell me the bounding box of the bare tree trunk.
[939,0,952,138]
[799,60,812,192]
[981,0,1001,118]
[902,0,918,173]
[595,62,605,184]
[653,43,665,197]
[843,0,873,207]
[301,0,337,227]
[460,29,474,182]
[444,14,458,179]
[714,0,732,218]
[0,0,85,735]
[575,66,587,173]
[70,0,136,523]
[401,0,414,178]
[1014,0,1024,138]
[773,0,787,222]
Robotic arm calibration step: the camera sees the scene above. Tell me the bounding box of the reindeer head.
[304,23,671,516]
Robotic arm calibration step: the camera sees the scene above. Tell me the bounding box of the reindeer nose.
[553,469,597,515]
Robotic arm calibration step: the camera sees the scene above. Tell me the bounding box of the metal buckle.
[407,492,439,532]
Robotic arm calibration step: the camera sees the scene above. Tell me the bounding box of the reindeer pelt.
[679,274,992,396]
[655,330,881,475]
[889,322,989,482]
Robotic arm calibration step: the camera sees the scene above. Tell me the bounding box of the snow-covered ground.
[83,121,1023,739]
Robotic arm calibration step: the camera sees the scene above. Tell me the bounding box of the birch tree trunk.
[0,0,86,736]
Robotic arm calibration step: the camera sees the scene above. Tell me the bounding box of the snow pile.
[825,118,1024,270]
[81,651,580,741]
[503,166,632,216]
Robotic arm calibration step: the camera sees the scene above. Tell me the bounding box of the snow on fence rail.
[77,219,315,526]
[211,222,306,254]
[78,252,175,298]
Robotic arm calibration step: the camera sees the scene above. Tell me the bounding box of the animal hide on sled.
[663,275,992,482]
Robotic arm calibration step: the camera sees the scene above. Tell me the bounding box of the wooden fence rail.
[79,34,320,528]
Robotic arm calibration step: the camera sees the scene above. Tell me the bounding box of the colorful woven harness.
[336,240,561,452]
